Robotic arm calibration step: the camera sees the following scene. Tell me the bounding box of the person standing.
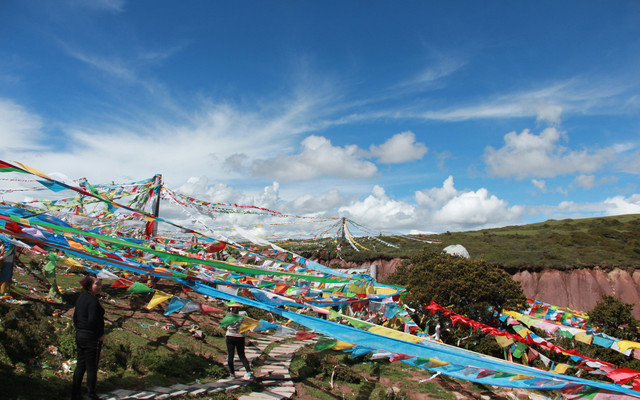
[0,242,16,296]
[72,275,105,400]
[225,302,254,380]
[43,249,63,301]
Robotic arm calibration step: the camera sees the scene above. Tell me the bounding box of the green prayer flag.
[127,282,153,294]
[414,357,430,366]
[329,310,341,320]
[490,372,514,379]
[314,338,337,352]
[220,313,244,328]
[344,316,372,329]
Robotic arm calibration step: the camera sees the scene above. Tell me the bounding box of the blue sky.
[1,1,639,237]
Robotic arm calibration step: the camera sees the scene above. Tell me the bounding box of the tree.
[388,250,526,326]
[589,295,639,341]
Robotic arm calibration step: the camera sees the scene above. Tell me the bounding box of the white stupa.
[442,244,470,258]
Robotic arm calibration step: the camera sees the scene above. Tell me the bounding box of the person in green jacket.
[43,249,63,302]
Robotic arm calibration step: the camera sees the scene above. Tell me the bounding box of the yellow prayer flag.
[426,359,450,368]
[375,287,398,295]
[554,363,570,374]
[617,340,640,353]
[348,283,365,294]
[67,239,87,251]
[574,332,593,345]
[518,315,539,327]
[494,335,515,348]
[332,341,355,350]
[146,292,173,310]
[16,162,51,179]
[62,257,83,266]
[517,328,532,338]
[238,317,259,333]
[502,310,523,319]
[510,374,534,381]
[367,326,423,343]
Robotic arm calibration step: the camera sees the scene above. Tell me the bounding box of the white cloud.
[398,56,467,88]
[0,99,43,151]
[290,189,346,213]
[369,131,428,164]
[532,179,547,192]
[402,78,633,123]
[603,194,640,215]
[432,189,524,226]
[569,174,618,190]
[249,135,377,181]
[415,176,525,230]
[618,150,640,175]
[415,176,458,210]
[533,102,563,125]
[323,177,526,233]
[484,127,616,179]
[0,95,322,187]
[339,185,417,230]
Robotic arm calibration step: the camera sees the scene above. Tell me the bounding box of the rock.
[442,244,470,258]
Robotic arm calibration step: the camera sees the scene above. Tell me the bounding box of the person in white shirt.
[225,302,254,379]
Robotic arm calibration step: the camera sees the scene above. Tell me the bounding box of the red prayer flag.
[389,353,412,363]
[110,278,134,288]
[295,331,317,340]
[606,367,640,385]
[200,304,223,314]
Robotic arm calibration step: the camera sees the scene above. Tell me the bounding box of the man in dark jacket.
[72,275,105,400]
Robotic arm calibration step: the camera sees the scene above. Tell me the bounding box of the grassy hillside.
[288,214,640,270]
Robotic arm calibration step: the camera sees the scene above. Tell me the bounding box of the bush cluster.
[100,343,226,380]
[297,350,362,384]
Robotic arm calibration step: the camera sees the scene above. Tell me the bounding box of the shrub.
[132,347,226,379]
[0,302,57,365]
[388,251,526,326]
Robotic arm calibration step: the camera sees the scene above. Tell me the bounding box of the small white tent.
[442,244,470,259]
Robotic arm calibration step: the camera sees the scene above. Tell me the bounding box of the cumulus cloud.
[484,127,616,179]
[290,189,346,213]
[533,102,563,125]
[0,99,44,151]
[415,176,525,230]
[603,194,640,215]
[249,135,377,181]
[369,131,428,164]
[339,185,417,230]
[332,177,526,233]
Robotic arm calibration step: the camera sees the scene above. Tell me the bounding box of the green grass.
[280,214,640,270]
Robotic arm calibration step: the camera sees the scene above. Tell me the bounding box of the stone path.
[100,335,315,400]
[237,338,314,400]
